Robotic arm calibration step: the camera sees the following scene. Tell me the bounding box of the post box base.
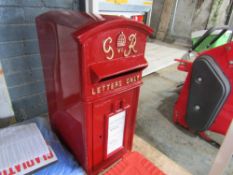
[89,150,127,175]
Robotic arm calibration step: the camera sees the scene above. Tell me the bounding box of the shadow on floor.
[157,90,196,138]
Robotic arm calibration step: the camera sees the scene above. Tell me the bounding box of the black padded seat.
[186,55,230,131]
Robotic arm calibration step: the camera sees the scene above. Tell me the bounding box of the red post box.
[36,10,152,174]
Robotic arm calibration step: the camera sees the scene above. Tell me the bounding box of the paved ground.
[136,64,233,175]
[143,41,186,76]
[133,135,191,175]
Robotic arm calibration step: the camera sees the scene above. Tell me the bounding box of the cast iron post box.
[36,10,153,174]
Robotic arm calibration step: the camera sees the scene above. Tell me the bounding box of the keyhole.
[99,135,102,139]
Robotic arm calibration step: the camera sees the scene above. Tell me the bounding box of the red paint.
[42,155,47,161]
[174,42,233,136]
[26,160,35,167]
[22,163,27,170]
[131,15,144,23]
[47,150,54,159]
[105,152,166,175]
[36,10,152,174]
[35,157,40,164]
[8,168,15,175]
[175,58,193,72]
[14,165,21,173]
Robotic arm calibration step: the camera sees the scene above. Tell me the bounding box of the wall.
[0,0,80,121]
[166,0,197,45]
[150,0,164,38]
[152,0,231,45]
[156,0,175,41]
[207,0,230,28]
[229,7,233,27]
[191,0,213,31]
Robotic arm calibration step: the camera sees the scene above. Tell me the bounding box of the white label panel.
[107,110,126,155]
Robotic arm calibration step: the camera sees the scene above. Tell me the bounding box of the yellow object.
[143,1,153,5]
[105,0,128,4]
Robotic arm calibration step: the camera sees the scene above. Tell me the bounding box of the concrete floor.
[143,41,186,76]
[136,64,233,175]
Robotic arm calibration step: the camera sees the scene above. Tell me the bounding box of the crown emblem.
[117,32,126,53]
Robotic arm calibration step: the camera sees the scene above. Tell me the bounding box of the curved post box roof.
[36,10,153,43]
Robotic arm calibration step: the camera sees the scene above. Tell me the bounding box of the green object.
[192,30,233,53]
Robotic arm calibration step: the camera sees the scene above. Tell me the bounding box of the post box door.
[92,88,139,168]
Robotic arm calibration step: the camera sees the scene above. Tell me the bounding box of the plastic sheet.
[23,117,85,175]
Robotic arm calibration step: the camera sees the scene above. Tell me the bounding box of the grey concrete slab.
[0,7,24,24]
[0,0,43,7]
[43,0,74,8]
[23,40,40,55]
[12,93,47,121]
[8,80,45,100]
[2,54,41,74]
[5,69,44,87]
[0,42,24,59]
[0,25,24,42]
[23,7,51,23]
[0,40,39,60]
[0,24,37,42]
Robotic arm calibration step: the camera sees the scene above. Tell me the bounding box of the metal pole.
[170,0,179,34]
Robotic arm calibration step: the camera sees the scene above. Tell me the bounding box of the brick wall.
[0,0,80,121]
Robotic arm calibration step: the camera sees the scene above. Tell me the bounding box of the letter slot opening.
[90,57,148,83]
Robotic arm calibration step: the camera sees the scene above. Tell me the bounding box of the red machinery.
[174,41,233,142]
[36,10,152,174]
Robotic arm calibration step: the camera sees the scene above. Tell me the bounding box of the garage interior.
[1,0,233,175]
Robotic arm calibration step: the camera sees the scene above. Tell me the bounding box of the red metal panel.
[36,10,153,174]
[105,151,166,175]
[174,42,233,136]
[92,89,139,170]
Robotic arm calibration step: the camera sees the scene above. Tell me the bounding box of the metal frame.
[192,27,233,51]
